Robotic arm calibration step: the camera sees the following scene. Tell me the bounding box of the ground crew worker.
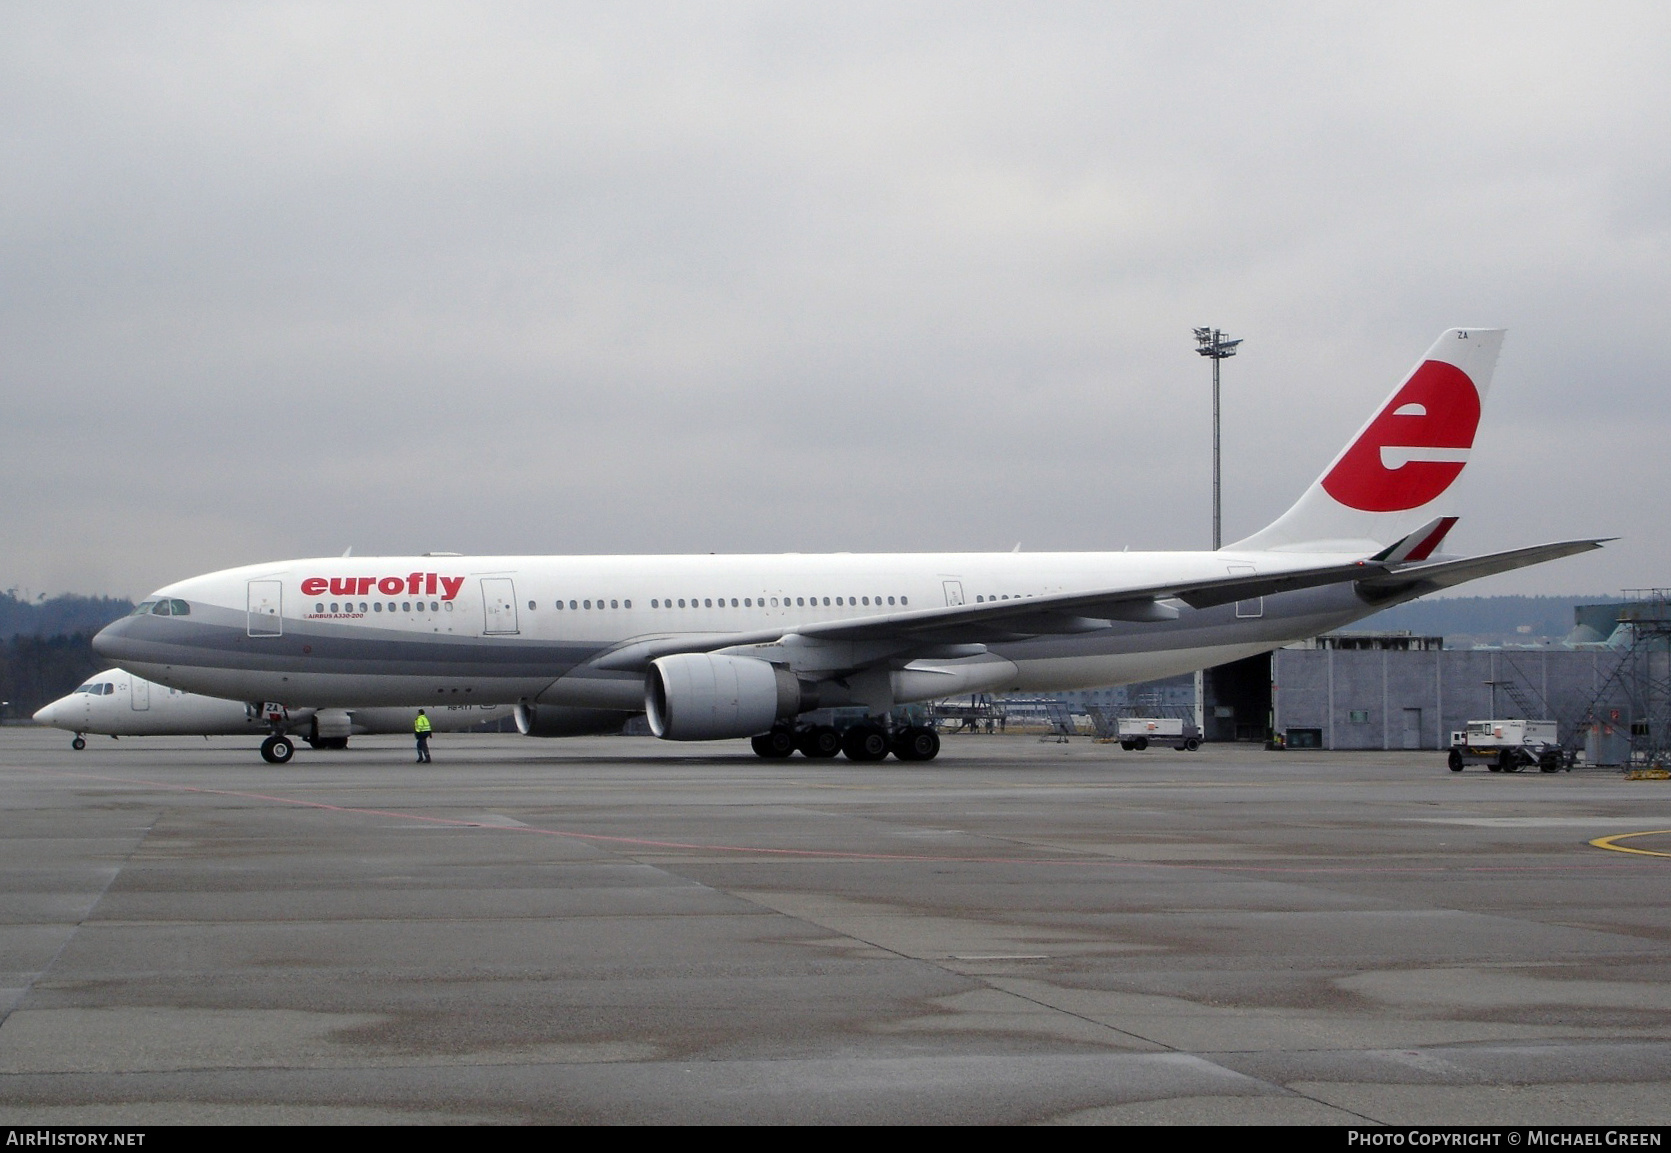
[414,709,432,763]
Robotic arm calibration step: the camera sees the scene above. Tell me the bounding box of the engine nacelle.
[514,703,637,737]
[645,653,805,741]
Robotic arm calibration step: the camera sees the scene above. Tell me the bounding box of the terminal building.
[1270,636,1621,751]
[1018,594,1671,760]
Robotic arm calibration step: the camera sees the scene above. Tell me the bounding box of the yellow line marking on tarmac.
[1589,830,1671,858]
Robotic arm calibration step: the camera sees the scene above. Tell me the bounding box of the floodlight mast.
[1193,327,1242,550]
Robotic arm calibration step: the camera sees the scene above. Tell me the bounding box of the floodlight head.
[1193,328,1241,359]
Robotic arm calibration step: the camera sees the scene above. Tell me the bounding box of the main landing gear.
[751,723,941,762]
[259,735,295,764]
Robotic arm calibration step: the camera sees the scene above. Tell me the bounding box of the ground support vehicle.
[1448,719,1566,773]
[1115,716,1201,752]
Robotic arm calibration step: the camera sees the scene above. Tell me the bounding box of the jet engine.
[514,703,638,737]
[645,653,807,741]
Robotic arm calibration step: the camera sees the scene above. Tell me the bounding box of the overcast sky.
[3,3,1666,600]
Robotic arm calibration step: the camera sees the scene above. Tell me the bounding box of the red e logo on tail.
[1321,360,1481,513]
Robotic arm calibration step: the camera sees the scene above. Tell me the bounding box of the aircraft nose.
[33,701,60,726]
[91,617,131,661]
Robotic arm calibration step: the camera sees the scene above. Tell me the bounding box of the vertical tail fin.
[1228,328,1504,554]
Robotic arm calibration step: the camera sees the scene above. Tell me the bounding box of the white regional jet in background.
[94,329,1602,764]
[33,667,511,757]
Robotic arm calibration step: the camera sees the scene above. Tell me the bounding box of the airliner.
[93,329,1602,763]
[32,666,511,757]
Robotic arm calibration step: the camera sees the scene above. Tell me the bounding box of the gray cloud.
[3,2,1666,599]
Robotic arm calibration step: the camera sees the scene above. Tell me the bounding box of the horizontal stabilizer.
[1358,539,1610,600]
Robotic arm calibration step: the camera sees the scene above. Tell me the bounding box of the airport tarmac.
[5,727,1671,1126]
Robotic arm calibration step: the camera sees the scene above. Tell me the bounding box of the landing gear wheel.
[842,725,890,762]
[71,736,86,751]
[797,726,841,759]
[1132,736,1149,751]
[1448,748,1465,772]
[891,726,940,762]
[751,728,797,758]
[260,735,295,764]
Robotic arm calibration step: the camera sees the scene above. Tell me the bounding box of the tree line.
[0,592,133,720]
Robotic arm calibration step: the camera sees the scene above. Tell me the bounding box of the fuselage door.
[943,580,965,607]
[1227,564,1264,619]
[247,580,283,637]
[481,577,519,635]
[130,676,149,711]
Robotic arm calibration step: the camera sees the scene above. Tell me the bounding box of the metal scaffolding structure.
[1572,590,1671,770]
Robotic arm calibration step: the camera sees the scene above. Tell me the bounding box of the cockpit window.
[75,682,98,694]
[101,683,114,694]
[151,601,172,616]
[169,599,190,616]
[130,601,156,616]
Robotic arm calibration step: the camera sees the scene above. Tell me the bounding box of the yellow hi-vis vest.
[414,714,432,734]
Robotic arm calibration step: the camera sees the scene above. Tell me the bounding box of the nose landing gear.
[71,735,86,751]
[259,735,295,764]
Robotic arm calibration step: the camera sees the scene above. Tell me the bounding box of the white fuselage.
[33,666,511,739]
[93,548,1380,712]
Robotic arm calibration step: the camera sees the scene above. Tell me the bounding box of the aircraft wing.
[589,556,1389,671]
